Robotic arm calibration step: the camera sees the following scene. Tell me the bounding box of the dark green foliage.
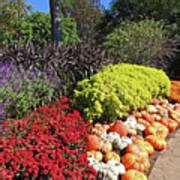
[111,0,180,23]
[0,0,31,46]
[96,0,180,43]
[23,12,51,45]
[0,43,118,97]
[73,64,170,122]
[0,12,79,46]
[110,0,180,22]
[61,17,80,45]
[103,20,177,73]
[169,47,180,80]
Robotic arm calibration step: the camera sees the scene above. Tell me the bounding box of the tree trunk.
[49,0,62,44]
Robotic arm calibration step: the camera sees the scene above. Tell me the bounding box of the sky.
[26,0,110,13]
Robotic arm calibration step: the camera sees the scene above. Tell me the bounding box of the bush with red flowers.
[0,97,96,179]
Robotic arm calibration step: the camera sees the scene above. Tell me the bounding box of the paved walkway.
[149,129,180,180]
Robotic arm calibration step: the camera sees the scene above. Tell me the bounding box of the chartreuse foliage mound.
[73,64,170,122]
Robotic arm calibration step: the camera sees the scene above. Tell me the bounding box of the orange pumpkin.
[151,98,160,106]
[145,122,169,138]
[126,143,148,158]
[87,134,101,151]
[128,128,137,136]
[145,135,167,150]
[131,135,144,142]
[137,118,151,128]
[104,151,120,162]
[141,112,155,124]
[134,139,154,155]
[109,120,128,137]
[122,170,147,180]
[158,118,178,132]
[174,105,180,111]
[135,112,142,119]
[121,153,150,172]
[169,110,180,125]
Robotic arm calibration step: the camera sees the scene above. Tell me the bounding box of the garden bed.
[86,99,180,179]
[1,64,180,179]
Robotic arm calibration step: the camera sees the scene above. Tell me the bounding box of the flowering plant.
[0,97,96,179]
[0,62,56,119]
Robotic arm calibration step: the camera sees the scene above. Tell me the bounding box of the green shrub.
[73,64,170,122]
[103,19,176,70]
[61,17,80,45]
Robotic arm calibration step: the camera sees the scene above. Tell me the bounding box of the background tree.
[0,0,31,45]
[96,0,180,43]
[110,0,180,22]
[49,0,62,44]
[61,0,102,42]
[0,1,79,45]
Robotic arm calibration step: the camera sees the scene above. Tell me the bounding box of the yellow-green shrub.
[73,64,170,122]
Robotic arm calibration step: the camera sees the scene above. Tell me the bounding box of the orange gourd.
[169,110,180,125]
[174,105,180,111]
[137,118,151,128]
[145,135,167,151]
[86,151,103,161]
[128,128,137,136]
[126,143,148,158]
[100,140,113,153]
[158,118,178,132]
[91,124,107,136]
[145,122,169,138]
[153,114,161,121]
[151,98,160,106]
[169,81,180,103]
[141,112,155,123]
[134,139,154,155]
[135,112,142,119]
[122,170,147,180]
[131,135,144,142]
[104,151,120,162]
[87,134,101,151]
[109,120,128,137]
[121,153,150,172]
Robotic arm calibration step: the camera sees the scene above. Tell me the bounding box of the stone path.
[149,129,180,180]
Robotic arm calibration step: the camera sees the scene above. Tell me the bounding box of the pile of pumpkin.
[86,99,180,180]
[170,81,180,103]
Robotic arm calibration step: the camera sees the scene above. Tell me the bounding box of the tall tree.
[49,0,62,44]
[0,0,31,45]
[96,0,180,43]
[61,0,102,42]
